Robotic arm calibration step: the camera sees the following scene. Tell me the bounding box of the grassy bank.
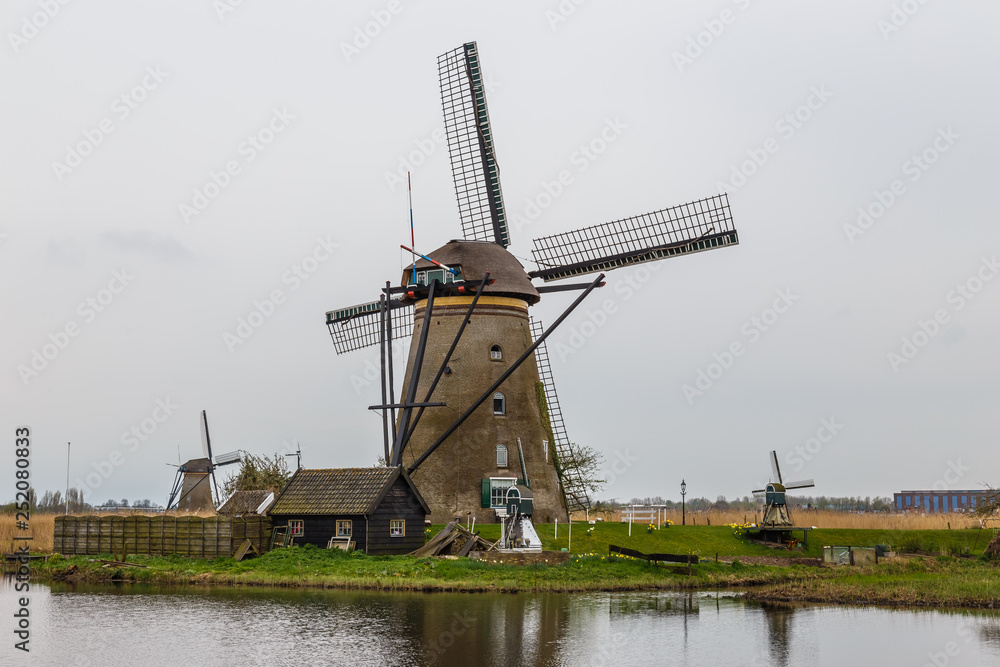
[30,545,826,593]
[22,521,1000,607]
[743,556,1000,608]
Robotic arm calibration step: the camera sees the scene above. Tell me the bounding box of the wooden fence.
[54,516,272,559]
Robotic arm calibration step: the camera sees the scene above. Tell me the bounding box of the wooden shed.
[217,489,276,517]
[267,467,429,555]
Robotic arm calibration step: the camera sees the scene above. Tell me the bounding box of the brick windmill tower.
[326,42,740,523]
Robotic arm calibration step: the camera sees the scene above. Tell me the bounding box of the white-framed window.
[490,478,516,508]
[490,345,503,361]
[496,444,508,468]
[543,440,549,462]
[390,519,405,537]
[288,520,304,536]
[493,392,505,415]
[336,520,352,537]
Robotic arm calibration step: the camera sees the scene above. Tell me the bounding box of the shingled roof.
[217,489,273,516]
[268,467,429,516]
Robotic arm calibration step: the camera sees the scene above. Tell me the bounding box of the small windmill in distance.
[166,411,241,512]
[749,450,815,547]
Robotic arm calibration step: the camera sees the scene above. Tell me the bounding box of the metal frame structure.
[530,317,590,512]
[438,42,509,247]
[529,194,737,282]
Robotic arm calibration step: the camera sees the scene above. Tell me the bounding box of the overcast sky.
[2,1,998,507]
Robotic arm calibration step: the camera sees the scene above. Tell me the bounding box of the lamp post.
[680,479,687,526]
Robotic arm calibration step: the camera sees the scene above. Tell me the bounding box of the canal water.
[3,579,999,666]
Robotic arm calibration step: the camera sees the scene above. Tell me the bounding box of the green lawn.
[31,523,999,605]
[450,521,987,560]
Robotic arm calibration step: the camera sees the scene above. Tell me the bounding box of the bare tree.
[560,443,607,494]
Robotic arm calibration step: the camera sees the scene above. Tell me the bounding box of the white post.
[628,505,632,537]
[555,518,558,539]
[471,517,476,532]
[500,516,505,549]
[568,519,572,553]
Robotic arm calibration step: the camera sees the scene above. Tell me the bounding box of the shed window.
[490,478,516,508]
[496,444,508,468]
[390,519,405,537]
[337,520,352,537]
[288,520,304,536]
[493,392,505,415]
[490,345,503,361]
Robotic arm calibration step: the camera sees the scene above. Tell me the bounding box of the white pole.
[629,505,632,537]
[500,516,505,549]
[65,442,71,515]
[555,518,558,539]
[471,517,476,532]
[568,519,572,553]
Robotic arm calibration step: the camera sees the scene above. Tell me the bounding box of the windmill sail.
[325,298,414,354]
[770,450,782,484]
[530,318,591,512]
[529,194,738,282]
[439,42,509,247]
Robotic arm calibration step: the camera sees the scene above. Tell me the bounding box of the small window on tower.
[496,444,508,468]
[493,392,505,415]
[490,345,503,361]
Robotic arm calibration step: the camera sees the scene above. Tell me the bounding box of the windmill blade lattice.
[439,42,509,247]
[529,194,737,282]
[530,317,590,511]
[769,450,782,485]
[325,299,414,355]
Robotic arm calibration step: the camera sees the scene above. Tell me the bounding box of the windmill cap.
[402,239,540,304]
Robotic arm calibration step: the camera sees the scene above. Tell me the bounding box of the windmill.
[325,42,740,524]
[166,411,242,512]
[752,450,815,529]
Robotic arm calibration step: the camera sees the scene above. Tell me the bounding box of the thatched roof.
[268,467,429,516]
[401,240,540,304]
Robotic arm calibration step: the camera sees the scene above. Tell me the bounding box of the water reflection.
[5,580,1000,667]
